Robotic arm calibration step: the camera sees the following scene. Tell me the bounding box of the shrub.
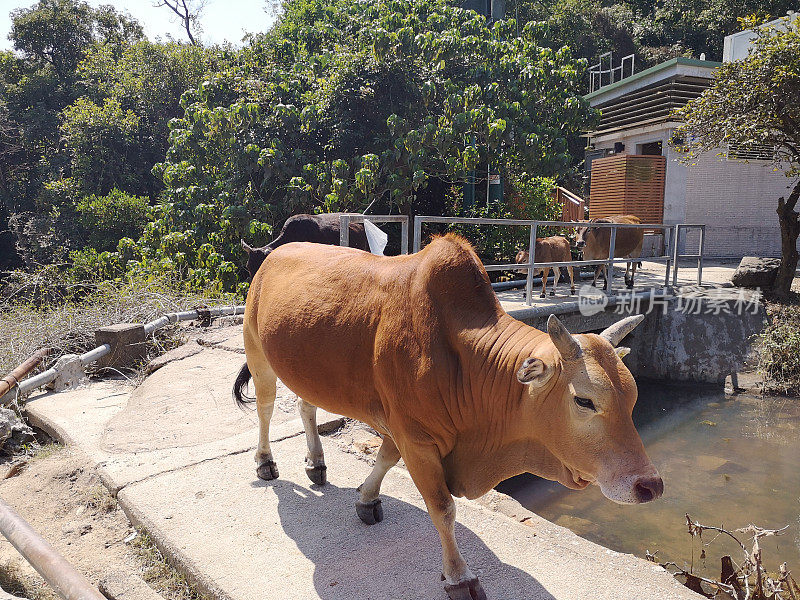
[75,188,149,251]
[757,301,800,395]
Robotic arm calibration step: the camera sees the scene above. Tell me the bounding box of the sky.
[0,0,279,51]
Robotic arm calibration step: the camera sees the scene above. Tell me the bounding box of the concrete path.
[496,258,740,313]
[25,325,700,600]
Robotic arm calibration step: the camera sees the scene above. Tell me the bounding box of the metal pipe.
[0,348,52,401]
[0,497,106,600]
[339,214,350,248]
[15,305,245,398]
[697,225,706,285]
[607,226,617,295]
[672,225,681,286]
[525,224,537,306]
[413,216,423,253]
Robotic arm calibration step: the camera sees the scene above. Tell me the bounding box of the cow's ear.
[615,347,631,359]
[516,358,552,387]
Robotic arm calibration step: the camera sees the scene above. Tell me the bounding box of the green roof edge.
[584,57,723,101]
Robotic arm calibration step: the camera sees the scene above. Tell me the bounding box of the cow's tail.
[233,362,255,408]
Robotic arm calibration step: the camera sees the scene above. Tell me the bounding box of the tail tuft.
[233,362,254,409]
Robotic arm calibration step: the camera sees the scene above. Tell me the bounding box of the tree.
[672,16,800,297]
[136,0,597,292]
[154,0,206,45]
[9,0,142,86]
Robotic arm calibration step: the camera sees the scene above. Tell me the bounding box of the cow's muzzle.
[633,475,664,503]
[575,241,585,249]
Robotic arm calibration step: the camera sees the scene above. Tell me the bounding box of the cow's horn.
[547,314,582,361]
[600,314,645,347]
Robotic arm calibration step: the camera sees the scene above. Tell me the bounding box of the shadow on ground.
[250,478,557,600]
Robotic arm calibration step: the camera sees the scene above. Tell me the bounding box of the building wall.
[591,128,798,258]
[684,150,795,257]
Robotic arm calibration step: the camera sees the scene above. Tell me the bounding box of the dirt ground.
[0,442,198,600]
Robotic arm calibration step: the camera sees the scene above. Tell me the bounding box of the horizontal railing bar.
[416,216,704,229]
[483,256,672,271]
[336,215,409,222]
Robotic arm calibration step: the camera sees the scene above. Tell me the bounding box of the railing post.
[672,225,681,286]
[525,224,538,306]
[663,226,673,288]
[607,225,617,296]
[400,218,409,255]
[413,217,422,253]
[339,214,350,248]
[697,225,705,285]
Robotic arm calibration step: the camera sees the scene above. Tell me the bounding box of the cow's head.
[241,240,270,280]
[574,222,593,250]
[516,314,662,504]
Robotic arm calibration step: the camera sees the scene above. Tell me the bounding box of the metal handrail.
[412,216,707,305]
[9,305,245,400]
[338,214,410,255]
[0,497,106,600]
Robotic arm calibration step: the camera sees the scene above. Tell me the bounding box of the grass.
[82,484,117,513]
[0,559,57,600]
[0,269,236,381]
[757,290,800,395]
[130,530,204,600]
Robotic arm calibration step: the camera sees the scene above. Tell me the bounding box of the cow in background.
[241,213,369,279]
[515,236,575,298]
[575,215,644,289]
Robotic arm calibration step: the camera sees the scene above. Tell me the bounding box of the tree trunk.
[773,181,800,298]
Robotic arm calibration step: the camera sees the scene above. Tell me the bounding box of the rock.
[731,256,781,288]
[0,408,34,454]
[696,455,727,471]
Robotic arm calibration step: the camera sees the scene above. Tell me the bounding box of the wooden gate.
[589,154,666,224]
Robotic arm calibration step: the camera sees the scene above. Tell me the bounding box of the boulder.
[0,407,34,453]
[731,256,781,288]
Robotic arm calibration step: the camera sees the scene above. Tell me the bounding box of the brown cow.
[515,236,575,298]
[575,215,644,289]
[234,234,661,600]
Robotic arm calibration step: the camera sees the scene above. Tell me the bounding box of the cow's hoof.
[256,460,279,481]
[356,499,383,525]
[549,291,555,296]
[305,464,327,486]
[443,577,487,600]
[570,288,576,295]
[539,293,545,298]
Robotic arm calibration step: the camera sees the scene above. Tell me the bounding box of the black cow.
[241,213,369,279]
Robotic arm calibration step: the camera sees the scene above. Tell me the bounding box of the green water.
[497,383,800,577]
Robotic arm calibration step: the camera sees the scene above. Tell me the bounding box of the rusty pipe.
[0,348,52,402]
[0,497,106,600]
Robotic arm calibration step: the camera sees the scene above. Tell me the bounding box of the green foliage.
[507,0,797,64]
[444,175,561,264]
[61,97,140,193]
[132,0,595,291]
[76,188,149,251]
[672,16,800,177]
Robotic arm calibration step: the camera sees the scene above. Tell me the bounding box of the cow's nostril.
[634,476,664,503]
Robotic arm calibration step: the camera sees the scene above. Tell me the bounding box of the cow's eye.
[574,396,596,411]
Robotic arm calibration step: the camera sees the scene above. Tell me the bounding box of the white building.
[584,25,798,258]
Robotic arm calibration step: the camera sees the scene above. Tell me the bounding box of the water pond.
[497,382,800,577]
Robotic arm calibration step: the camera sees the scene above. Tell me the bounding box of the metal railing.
[8,305,245,401]
[412,216,706,305]
[338,214,410,254]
